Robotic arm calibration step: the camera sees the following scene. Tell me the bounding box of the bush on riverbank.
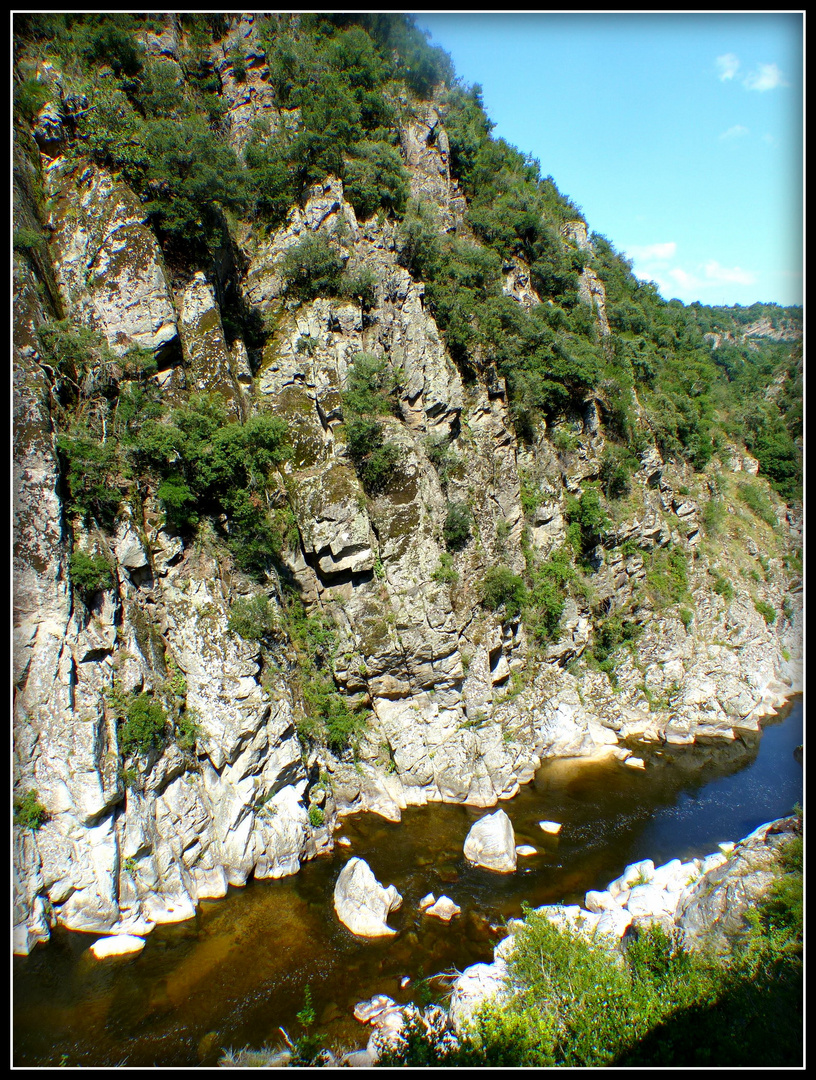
[377,817,804,1068]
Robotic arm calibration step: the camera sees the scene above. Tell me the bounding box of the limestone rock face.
[44,157,177,357]
[212,13,281,157]
[333,857,402,937]
[463,810,517,873]
[178,271,246,417]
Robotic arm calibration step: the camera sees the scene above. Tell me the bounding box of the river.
[13,696,802,1066]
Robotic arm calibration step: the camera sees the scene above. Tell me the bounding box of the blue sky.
[414,13,803,308]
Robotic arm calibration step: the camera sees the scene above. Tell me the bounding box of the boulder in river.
[538,820,562,835]
[424,896,461,921]
[89,935,146,959]
[333,858,402,937]
[463,809,517,873]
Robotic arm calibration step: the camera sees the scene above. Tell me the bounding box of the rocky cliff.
[12,14,802,953]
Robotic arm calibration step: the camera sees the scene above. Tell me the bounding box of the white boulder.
[463,810,517,873]
[333,858,402,937]
[89,935,146,959]
[608,859,655,897]
[538,820,562,835]
[585,889,620,913]
[424,896,461,921]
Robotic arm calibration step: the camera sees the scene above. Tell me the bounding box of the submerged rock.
[333,858,402,937]
[463,809,517,873]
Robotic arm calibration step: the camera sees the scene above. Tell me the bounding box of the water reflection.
[13,698,802,1066]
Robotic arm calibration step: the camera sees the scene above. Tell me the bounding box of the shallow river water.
[13,696,802,1066]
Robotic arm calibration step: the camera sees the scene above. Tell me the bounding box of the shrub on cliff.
[69,549,113,596]
[481,566,527,621]
[13,790,49,831]
[118,693,167,757]
[442,501,472,551]
[343,140,410,220]
[228,594,277,641]
[280,234,346,300]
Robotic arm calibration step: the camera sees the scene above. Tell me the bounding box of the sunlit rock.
[463,809,517,873]
[333,858,402,937]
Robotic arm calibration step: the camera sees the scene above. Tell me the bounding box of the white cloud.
[667,267,700,290]
[719,124,749,140]
[743,63,787,91]
[716,53,740,81]
[703,260,756,286]
[626,241,676,262]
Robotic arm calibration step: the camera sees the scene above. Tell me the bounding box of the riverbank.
[298,811,804,1068]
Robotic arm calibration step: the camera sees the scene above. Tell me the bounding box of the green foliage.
[14,77,52,122]
[481,565,527,621]
[13,226,44,252]
[340,266,378,309]
[431,552,459,585]
[712,575,735,603]
[69,549,113,595]
[135,397,290,575]
[118,693,167,757]
[343,140,409,220]
[13,789,49,831]
[506,912,729,1066]
[551,428,579,454]
[280,233,346,300]
[678,607,694,630]
[285,599,368,753]
[140,116,249,246]
[442,501,472,551]
[701,498,725,535]
[228,594,276,641]
[754,599,776,626]
[73,14,144,76]
[291,983,320,1066]
[565,488,610,556]
[737,482,778,528]
[600,443,638,499]
[344,419,401,494]
[228,42,247,82]
[341,353,403,494]
[57,432,125,529]
[308,804,325,827]
[588,615,642,677]
[343,353,397,416]
[525,546,575,644]
[174,709,201,752]
[644,546,689,607]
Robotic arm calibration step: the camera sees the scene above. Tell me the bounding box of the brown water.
[13,697,802,1067]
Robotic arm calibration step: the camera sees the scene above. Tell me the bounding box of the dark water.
[13,697,802,1066]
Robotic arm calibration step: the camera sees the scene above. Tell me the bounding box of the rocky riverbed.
[343,813,802,1066]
